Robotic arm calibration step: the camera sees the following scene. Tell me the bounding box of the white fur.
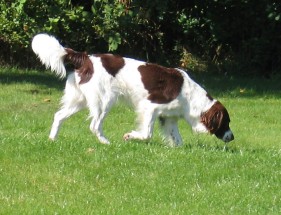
[32,34,216,146]
[32,34,67,78]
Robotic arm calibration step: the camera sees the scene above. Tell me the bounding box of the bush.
[0,0,280,76]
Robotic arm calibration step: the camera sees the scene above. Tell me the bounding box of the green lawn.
[1,67,281,214]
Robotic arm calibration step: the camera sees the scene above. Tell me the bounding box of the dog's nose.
[223,131,234,142]
[229,133,234,141]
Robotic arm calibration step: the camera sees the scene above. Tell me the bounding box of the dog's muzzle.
[222,130,234,142]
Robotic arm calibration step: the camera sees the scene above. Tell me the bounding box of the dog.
[32,33,234,146]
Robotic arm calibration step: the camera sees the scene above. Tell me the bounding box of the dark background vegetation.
[0,0,280,77]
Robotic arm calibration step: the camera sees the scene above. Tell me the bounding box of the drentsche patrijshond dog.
[32,34,234,146]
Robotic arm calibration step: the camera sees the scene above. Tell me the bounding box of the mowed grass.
[1,67,281,214]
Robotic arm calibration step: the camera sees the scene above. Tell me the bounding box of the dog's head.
[200,101,234,142]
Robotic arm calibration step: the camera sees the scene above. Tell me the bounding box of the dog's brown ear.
[211,111,223,133]
[201,110,223,134]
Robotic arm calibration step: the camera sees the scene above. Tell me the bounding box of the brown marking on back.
[201,101,230,138]
[65,48,93,84]
[95,54,125,77]
[138,63,184,104]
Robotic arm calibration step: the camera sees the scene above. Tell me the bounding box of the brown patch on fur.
[138,63,184,104]
[201,101,230,138]
[64,48,93,84]
[95,54,125,77]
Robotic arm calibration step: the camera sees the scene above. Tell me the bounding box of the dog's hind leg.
[89,93,117,144]
[49,74,86,140]
[158,117,183,147]
[89,116,109,144]
[49,104,85,140]
[89,111,110,144]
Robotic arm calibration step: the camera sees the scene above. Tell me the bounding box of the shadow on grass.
[189,72,281,98]
[1,67,281,98]
[0,67,65,90]
[182,141,239,153]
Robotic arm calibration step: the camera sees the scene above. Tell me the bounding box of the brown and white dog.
[32,34,234,146]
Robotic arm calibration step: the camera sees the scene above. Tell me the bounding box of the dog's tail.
[32,34,68,78]
[32,34,93,83]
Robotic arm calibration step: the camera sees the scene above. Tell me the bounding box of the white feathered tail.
[32,34,67,78]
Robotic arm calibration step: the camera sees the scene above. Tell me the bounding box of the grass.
[1,67,281,214]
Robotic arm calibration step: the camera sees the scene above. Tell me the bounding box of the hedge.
[1,0,280,76]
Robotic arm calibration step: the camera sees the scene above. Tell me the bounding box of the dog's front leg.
[123,106,157,141]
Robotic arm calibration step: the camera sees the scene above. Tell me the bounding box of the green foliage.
[91,0,131,51]
[178,0,281,76]
[0,0,280,75]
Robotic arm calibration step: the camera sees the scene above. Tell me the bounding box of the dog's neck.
[180,72,216,120]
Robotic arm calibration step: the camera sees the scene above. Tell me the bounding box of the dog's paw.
[49,136,56,141]
[101,139,110,145]
[98,136,110,145]
[123,131,149,141]
[123,133,132,141]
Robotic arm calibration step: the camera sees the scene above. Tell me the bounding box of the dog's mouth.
[216,130,234,142]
